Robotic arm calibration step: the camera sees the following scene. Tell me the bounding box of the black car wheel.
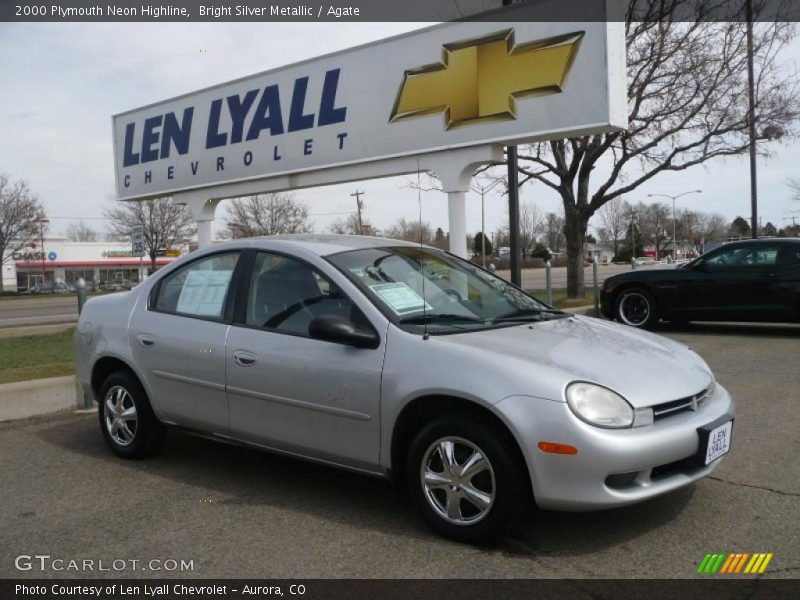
[615,287,658,329]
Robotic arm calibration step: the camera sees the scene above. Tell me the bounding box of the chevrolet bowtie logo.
[390,30,584,129]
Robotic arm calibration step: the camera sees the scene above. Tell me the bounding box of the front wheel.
[614,287,658,329]
[98,371,165,459]
[406,415,527,543]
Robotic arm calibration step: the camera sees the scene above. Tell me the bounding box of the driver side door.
[225,251,386,472]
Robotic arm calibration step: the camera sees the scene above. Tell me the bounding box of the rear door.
[129,251,241,433]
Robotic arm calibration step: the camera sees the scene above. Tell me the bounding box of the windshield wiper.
[491,307,566,323]
[399,313,485,325]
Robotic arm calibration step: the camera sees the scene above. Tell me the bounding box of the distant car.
[601,238,800,329]
[633,256,656,266]
[75,235,733,542]
[25,282,75,295]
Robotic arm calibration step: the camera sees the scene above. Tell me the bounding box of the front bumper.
[496,383,734,511]
[599,288,614,319]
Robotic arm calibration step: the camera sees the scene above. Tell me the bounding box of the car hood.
[438,315,713,408]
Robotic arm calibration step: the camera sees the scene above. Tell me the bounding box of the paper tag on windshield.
[370,282,433,316]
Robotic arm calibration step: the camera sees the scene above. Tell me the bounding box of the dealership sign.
[113,4,626,201]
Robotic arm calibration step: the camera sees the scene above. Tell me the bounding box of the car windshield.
[327,246,564,334]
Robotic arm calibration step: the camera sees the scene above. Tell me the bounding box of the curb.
[0,376,84,422]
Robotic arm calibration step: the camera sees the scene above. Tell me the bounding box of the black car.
[600,238,800,329]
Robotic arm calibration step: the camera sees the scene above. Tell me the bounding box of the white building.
[2,237,183,292]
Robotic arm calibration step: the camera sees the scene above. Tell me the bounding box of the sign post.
[131,224,145,282]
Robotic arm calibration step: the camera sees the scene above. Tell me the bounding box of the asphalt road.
[1,322,798,579]
[0,296,79,327]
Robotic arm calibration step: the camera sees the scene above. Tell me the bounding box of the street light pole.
[647,190,702,259]
[470,178,503,269]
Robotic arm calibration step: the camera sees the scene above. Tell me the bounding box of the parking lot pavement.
[1,323,798,579]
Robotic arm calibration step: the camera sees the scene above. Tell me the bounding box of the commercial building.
[1,237,183,292]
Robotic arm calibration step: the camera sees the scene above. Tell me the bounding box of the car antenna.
[417,160,429,341]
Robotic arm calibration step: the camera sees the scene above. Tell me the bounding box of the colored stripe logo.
[697,552,773,574]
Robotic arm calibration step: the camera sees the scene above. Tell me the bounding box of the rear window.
[154,253,239,319]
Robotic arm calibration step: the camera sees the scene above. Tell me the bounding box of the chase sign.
[113,4,626,201]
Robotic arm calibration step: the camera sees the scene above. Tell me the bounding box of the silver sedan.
[74,235,734,542]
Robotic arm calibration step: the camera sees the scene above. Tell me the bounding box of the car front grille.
[651,386,712,421]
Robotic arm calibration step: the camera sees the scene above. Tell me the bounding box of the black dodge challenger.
[600,238,800,329]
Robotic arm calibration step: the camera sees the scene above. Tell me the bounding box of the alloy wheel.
[619,291,651,327]
[104,386,138,446]
[420,437,496,526]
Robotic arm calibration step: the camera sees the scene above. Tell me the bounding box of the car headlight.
[566,382,635,429]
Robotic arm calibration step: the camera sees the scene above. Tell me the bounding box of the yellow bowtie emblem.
[390,30,584,129]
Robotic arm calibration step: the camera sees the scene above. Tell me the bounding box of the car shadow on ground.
[653,321,800,338]
[36,414,693,556]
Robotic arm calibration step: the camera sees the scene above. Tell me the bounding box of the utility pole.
[746,0,759,239]
[350,190,364,235]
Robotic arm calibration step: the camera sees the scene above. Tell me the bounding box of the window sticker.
[176,270,233,316]
[370,282,433,316]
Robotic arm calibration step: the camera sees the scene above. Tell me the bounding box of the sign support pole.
[507,146,522,286]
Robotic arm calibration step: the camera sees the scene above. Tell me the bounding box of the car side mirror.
[309,315,380,349]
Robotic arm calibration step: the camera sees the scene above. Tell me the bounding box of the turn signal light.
[537,441,578,455]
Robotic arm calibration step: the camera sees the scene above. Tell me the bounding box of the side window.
[245,252,368,336]
[703,246,748,267]
[777,244,800,265]
[746,246,779,266]
[154,253,239,319]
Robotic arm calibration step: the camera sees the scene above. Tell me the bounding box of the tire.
[406,414,528,543]
[98,370,165,459]
[614,286,658,329]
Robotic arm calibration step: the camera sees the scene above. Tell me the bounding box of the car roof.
[211,234,423,257]
[725,238,800,245]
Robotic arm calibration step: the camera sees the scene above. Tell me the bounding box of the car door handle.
[759,272,777,278]
[233,350,257,367]
[137,334,156,348]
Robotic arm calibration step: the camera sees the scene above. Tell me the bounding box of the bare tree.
[544,212,566,254]
[383,218,434,244]
[514,2,799,296]
[222,193,312,239]
[518,201,544,257]
[0,175,46,291]
[329,212,379,236]
[66,220,98,242]
[637,202,673,257]
[695,212,729,243]
[789,177,800,205]
[105,198,195,272]
[595,197,629,258]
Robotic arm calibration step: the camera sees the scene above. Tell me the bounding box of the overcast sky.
[1,22,799,241]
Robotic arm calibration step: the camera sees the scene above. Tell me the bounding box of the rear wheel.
[98,371,165,459]
[406,414,527,543]
[615,287,658,329]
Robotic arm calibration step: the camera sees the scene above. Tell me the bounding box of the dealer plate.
[704,420,733,465]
